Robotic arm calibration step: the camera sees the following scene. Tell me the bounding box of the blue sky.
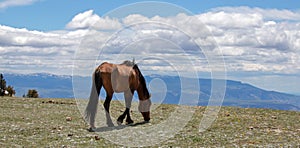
[1,0,300,31]
[0,0,300,95]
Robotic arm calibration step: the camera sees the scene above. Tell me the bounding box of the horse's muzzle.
[141,111,150,122]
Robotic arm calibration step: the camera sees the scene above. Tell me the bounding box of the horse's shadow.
[88,121,150,132]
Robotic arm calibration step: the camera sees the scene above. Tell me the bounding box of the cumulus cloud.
[0,0,39,9]
[0,25,78,48]
[118,8,300,74]
[66,10,122,30]
[122,14,150,25]
[192,7,300,74]
[1,7,300,77]
[212,6,300,21]
[198,11,264,29]
[0,24,89,75]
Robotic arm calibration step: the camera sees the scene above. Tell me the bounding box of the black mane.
[121,59,135,66]
[133,64,150,99]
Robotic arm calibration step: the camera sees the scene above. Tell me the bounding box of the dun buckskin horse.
[85,60,152,131]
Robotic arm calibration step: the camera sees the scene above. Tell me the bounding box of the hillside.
[0,97,299,147]
[4,73,73,98]
[3,73,300,111]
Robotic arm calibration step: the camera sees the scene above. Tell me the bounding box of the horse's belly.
[111,64,134,92]
[112,75,130,92]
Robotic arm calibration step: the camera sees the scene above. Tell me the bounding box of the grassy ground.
[0,97,299,147]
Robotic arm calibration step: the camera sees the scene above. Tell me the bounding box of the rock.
[225,112,230,117]
[95,135,100,140]
[273,128,282,133]
[66,117,72,121]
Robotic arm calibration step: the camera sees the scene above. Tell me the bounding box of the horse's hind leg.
[104,92,114,127]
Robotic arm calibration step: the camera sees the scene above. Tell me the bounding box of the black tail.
[84,70,102,128]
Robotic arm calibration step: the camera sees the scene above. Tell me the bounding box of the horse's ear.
[133,64,139,75]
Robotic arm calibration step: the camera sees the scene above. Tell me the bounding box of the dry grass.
[0,97,299,147]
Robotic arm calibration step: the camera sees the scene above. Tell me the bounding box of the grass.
[0,97,299,147]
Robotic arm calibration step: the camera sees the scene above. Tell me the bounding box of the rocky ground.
[0,97,299,147]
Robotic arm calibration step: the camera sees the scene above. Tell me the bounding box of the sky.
[0,0,300,95]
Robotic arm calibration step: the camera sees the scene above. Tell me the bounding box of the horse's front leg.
[117,108,133,124]
[125,108,133,124]
[117,90,134,124]
[117,109,126,125]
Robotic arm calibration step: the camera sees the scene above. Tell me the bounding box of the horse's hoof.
[107,123,114,127]
[117,117,124,126]
[88,127,95,132]
[107,124,114,127]
[126,120,134,125]
[117,118,124,124]
[117,121,122,125]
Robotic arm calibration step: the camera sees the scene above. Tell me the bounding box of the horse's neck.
[137,86,146,101]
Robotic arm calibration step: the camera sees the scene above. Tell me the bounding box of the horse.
[84,60,152,131]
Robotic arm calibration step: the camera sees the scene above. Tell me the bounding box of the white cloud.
[70,10,300,76]
[0,24,89,75]
[66,10,122,30]
[155,9,299,74]
[1,7,300,78]
[198,11,263,29]
[122,14,150,25]
[212,6,300,21]
[0,25,82,48]
[0,0,39,9]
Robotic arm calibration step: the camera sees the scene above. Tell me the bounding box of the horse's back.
[97,62,137,92]
[98,62,115,73]
[97,62,133,74]
[115,64,134,77]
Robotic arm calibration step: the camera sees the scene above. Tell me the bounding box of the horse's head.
[133,64,152,121]
[138,96,152,122]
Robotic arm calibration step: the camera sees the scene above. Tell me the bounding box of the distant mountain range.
[3,73,300,111]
